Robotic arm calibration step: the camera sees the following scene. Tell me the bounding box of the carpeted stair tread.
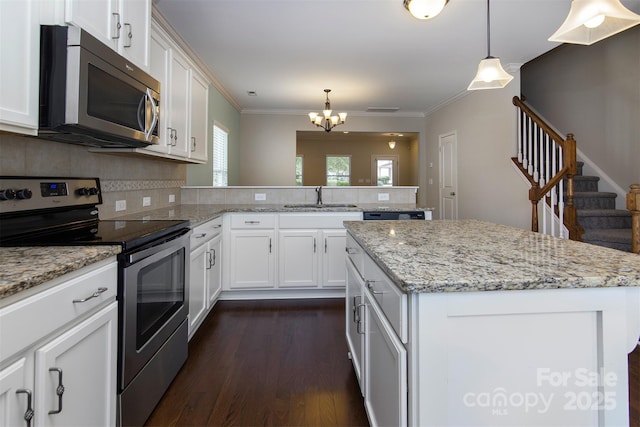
[582,228,633,244]
[576,209,631,217]
[572,191,617,199]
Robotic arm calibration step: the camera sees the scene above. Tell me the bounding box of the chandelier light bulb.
[584,14,605,27]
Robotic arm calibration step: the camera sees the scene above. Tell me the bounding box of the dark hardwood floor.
[146,297,640,427]
[145,299,369,427]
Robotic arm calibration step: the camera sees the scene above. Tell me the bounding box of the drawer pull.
[15,389,33,427]
[72,287,108,303]
[194,233,207,239]
[346,247,357,254]
[244,220,260,225]
[48,368,65,415]
[366,281,384,295]
[356,303,366,334]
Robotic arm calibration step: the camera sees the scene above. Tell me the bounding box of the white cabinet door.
[229,231,276,289]
[34,302,117,427]
[321,229,348,288]
[167,50,190,158]
[364,293,407,427]
[119,0,150,68]
[189,243,208,338]
[189,68,209,162]
[63,0,116,50]
[278,230,318,288]
[207,235,222,305]
[346,260,365,392]
[147,25,171,154]
[0,358,31,427]
[0,0,39,135]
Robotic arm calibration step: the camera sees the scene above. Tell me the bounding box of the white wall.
[424,72,531,229]
[238,112,429,198]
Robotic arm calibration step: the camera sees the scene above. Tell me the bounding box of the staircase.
[572,162,633,252]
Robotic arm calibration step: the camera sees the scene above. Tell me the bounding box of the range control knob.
[76,187,99,196]
[15,189,32,200]
[0,189,16,201]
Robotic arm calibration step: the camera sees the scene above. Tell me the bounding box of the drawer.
[229,214,276,229]
[191,217,223,249]
[345,234,365,279]
[0,261,117,362]
[364,255,408,343]
[279,212,362,229]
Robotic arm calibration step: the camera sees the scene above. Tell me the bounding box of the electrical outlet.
[378,193,390,201]
[254,193,266,201]
[143,196,151,207]
[115,200,126,212]
[169,194,175,203]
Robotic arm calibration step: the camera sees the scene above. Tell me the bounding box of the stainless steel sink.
[284,203,358,208]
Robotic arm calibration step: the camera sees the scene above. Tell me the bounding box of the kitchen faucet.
[315,186,323,205]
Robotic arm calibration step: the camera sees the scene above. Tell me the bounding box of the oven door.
[119,228,190,389]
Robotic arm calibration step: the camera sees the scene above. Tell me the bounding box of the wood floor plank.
[146,299,369,427]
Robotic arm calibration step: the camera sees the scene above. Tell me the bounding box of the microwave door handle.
[137,95,146,135]
[145,89,158,142]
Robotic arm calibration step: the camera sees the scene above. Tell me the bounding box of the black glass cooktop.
[0,219,190,251]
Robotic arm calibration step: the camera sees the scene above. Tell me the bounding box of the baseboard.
[218,288,346,300]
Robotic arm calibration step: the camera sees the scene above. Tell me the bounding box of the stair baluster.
[628,185,640,254]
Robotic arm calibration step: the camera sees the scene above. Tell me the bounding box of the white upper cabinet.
[189,68,209,162]
[61,0,151,70]
[0,0,40,135]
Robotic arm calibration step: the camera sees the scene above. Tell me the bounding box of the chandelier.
[308,89,347,132]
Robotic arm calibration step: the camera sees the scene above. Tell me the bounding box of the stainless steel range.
[0,176,190,426]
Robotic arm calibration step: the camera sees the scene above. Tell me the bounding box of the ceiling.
[154,0,640,117]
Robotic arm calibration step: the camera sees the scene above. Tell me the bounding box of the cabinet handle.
[206,250,213,269]
[244,220,260,225]
[172,129,178,146]
[324,238,328,253]
[346,247,357,254]
[356,303,366,334]
[191,136,197,152]
[195,233,207,239]
[352,295,361,322]
[269,238,272,253]
[15,389,34,427]
[123,23,133,47]
[313,238,317,253]
[72,287,108,303]
[366,281,383,295]
[112,13,121,39]
[48,368,65,415]
[212,248,216,267]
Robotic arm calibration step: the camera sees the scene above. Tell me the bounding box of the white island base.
[409,287,640,426]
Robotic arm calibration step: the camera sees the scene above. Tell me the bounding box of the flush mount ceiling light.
[549,0,640,45]
[467,0,513,90]
[308,89,347,132]
[403,0,449,19]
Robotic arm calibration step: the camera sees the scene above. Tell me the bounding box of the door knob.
[450,192,456,196]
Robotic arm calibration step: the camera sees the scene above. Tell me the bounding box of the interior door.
[439,132,458,220]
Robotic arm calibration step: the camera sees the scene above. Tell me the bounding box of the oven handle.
[127,228,191,265]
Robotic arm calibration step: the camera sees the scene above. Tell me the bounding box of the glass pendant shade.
[468,57,514,90]
[388,140,396,149]
[549,0,640,45]
[403,0,448,20]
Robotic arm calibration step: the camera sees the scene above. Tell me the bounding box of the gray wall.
[187,84,241,186]
[521,25,640,187]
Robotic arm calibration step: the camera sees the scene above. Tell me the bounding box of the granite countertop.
[344,219,640,294]
[115,203,429,226]
[0,246,121,301]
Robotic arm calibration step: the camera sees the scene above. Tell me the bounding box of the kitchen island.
[344,219,640,427]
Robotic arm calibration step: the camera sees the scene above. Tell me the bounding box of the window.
[295,156,303,186]
[326,156,351,186]
[376,159,394,186]
[212,123,228,186]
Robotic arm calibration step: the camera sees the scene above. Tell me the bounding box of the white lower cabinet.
[278,230,318,288]
[0,260,118,427]
[188,218,223,339]
[345,258,365,391]
[228,230,276,289]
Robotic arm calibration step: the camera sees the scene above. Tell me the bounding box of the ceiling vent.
[366,107,400,113]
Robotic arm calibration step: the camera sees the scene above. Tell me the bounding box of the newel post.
[627,184,640,254]
[563,134,581,241]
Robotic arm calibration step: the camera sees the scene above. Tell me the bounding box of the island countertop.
[344,219,640,293]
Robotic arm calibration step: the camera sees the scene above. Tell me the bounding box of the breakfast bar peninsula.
[343,219,640,427]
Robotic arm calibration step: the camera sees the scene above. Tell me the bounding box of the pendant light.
[403,0,449,20]
[549,0,640,45]
[467,0,513,90]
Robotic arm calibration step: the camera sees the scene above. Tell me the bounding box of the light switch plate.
[254,193,267,201]
[378,193,390,201]
[143,196,151,207]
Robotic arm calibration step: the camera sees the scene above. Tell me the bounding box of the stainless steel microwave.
[39,25,160,148]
